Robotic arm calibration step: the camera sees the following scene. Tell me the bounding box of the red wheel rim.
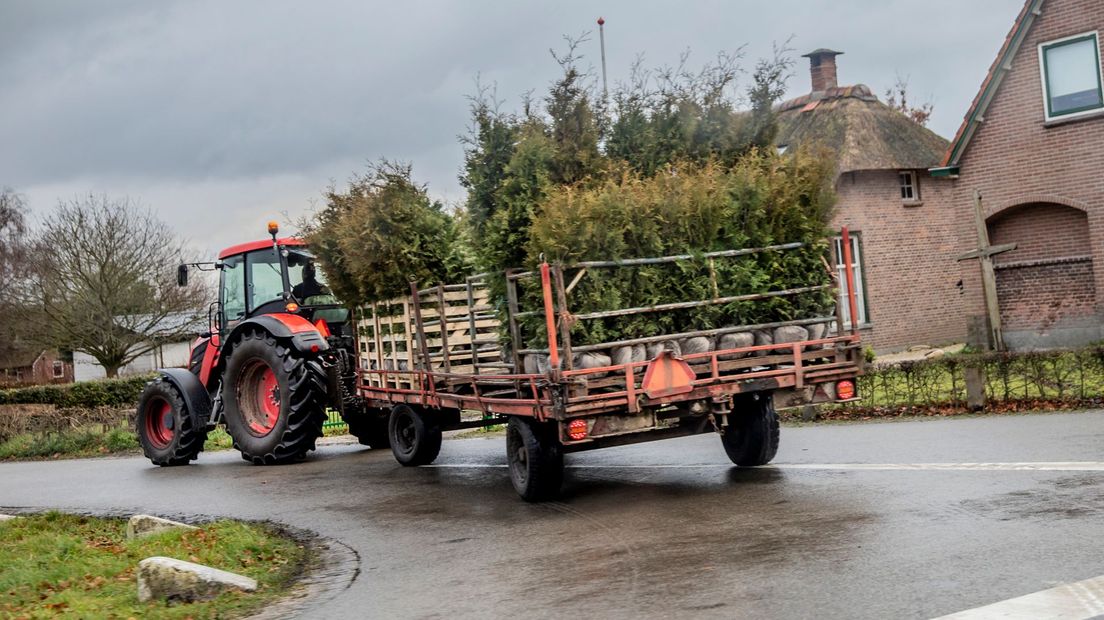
[144,397,175,449]
[239,360,281,436]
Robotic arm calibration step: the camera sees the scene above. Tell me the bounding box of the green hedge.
[0,374,154,408]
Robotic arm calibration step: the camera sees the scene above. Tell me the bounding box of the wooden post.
[436,284,451,373]
[505,270,524,374]
[552,265,574,371]
[956,190,1016,351]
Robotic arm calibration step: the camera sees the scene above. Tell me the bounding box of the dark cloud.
[2,0,1024,248]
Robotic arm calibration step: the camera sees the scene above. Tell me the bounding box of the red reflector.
[567,419,588,441]
[837,380,856,400]
[314,319,331,338]
[310,344,320,353]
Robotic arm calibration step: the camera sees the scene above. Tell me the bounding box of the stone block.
[126,515,198,541]
[137,556,257,603]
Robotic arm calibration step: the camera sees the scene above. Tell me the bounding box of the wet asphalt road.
[3,411,1104,619]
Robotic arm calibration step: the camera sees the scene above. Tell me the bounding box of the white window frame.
[1038,31,1104,122]
[899,170,918,201]
[52,360,65,379]
[833,234,868,329]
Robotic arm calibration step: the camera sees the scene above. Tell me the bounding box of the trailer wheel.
[135,377,208,466]
[506,417,564,502]
[223,330,328,465]
[720,393,780,466]
[388,404,442,466]
[346,407,391,449]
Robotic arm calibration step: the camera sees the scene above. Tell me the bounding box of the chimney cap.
[802,48,844,59]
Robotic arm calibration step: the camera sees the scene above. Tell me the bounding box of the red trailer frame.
[357,228,864,452]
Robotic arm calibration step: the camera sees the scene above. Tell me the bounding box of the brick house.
[933,0,1104,349]
[0,347,73,388]
[775,50,966,352]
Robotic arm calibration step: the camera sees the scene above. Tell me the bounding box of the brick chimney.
[802,49,843,93]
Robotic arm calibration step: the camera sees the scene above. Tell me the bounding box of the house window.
[1039,32,1104,121]
[52,361,65,379]
[899,171,918,201]
[833,234,868,328]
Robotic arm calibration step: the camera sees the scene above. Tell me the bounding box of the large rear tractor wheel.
[223,330,328,465]
[720,393,780,466]
[346,408,391,449]
[136,377,208,466]
[388,404,441,466]
[506,417,564,502]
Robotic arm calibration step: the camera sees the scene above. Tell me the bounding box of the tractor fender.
[224,313,329,356]
[155,367,213,428]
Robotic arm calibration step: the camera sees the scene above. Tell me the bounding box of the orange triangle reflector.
[641,351,696,399]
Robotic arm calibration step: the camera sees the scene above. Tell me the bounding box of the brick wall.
[952,0,1104,348]
[988,202,1092,264]
[831,169,967,352]
[996,259,1096,329]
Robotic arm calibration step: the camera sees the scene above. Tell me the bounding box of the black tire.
[721,393,780,466]
[506,417,564,502]
[135,377,208,466]
[388,404,442,466]
[346,406,391,449]
[223,330,328,465]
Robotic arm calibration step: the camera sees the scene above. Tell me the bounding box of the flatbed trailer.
[355,229,864,500]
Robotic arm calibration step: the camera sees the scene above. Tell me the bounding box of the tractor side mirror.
[177,264,189,287]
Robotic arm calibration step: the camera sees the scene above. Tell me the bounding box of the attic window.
[1039,32,1104,121]
[899,171,919,201]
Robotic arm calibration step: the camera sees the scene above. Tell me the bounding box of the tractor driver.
[292,261,331,301]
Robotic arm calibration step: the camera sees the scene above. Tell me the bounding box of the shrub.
[304,161,473,304]
[520,148,837,346]
[0,375,152,408]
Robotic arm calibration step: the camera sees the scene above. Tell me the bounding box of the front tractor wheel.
[136,378,208,466]
[223,330,328,465]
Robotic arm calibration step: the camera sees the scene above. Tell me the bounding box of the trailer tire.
[721,393,780,466]
[136,378,208,466]
[388,404,441,466]
[223,330,328,465]
[346,407,391,449]
[506,417,564,502]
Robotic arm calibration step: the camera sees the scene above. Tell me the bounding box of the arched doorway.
[987,202,1097,349]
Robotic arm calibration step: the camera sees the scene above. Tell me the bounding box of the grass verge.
[0,512,307,619]
[0,426,236,461]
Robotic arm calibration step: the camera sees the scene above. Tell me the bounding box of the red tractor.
[135,223,388,466]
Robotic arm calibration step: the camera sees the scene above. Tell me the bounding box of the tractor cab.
[215,234,349,338]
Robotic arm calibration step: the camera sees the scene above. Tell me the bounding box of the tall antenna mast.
[597,16,608,104]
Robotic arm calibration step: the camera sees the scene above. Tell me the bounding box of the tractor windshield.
[286,249,334,306]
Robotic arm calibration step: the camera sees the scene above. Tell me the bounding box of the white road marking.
[933,574,1104,619]
[425,462,1104,472]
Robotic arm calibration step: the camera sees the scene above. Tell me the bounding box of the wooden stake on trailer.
[436,284,451,373]
[410,282,434,373]
[553,265,574,371]
[956,190,1016,351]
[465,276,481,376]
[505,269,524,374]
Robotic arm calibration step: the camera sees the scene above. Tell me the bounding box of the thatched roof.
[0,347,44,371]
[775,84,949,173]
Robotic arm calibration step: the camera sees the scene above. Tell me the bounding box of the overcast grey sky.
[2,0,1024,254]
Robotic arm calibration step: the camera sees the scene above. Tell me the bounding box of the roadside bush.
[0,375,152,408]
